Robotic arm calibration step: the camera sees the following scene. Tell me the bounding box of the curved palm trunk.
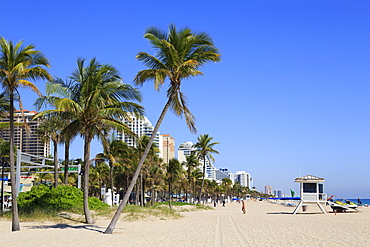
[64,141,70,184]
[53,140,58,188]
[109,160,114,206]
[9,91,20,231]
[83,132,94,224]
[104,97,172,234]
[198,158,206,204]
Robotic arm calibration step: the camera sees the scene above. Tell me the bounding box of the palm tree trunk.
[9,91,20,231]
[104,97,172,234]
[83,131,94,224]
[64,141,70,184]
[168,181,172,210]
[110,160,114,206]
[198,158,206,204]
[135,183,139,205]
[140,173,144,207]
[53,140,58,188]
[151,182,155,206]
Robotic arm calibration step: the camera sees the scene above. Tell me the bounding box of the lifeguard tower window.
[303,183,316,193]
[319,184,323,193]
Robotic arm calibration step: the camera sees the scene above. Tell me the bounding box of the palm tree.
[190,168,203,203]
[34,58,143,224]
[96,137,129,205]
[37,116,65,188]
[147,156,164,206]
[166,158,182,209]
[105,24,220,234]
[182,153,199,203]
[0,92,9,118]
[0,37,51,231]
[194,134,219,204]
[222,177,232,202]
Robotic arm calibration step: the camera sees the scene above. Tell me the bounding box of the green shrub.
[17,184,107,214]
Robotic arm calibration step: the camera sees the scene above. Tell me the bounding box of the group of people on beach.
[213,198,247,214]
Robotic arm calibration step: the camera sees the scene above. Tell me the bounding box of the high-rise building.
[114,113,160,148]
[273,189,283,198]
[0,110,50,158]
[177,141,214,179]
[230,171,251,188]
[265,185,273,195]
[216,168,231,181]
[159,134,175,164]
[177,141,196,164]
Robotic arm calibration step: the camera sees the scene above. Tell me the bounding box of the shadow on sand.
[24,213,106,233]
[24,223,105,233]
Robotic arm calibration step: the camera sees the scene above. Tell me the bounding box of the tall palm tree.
[147,155,164,206]
[222,177,232,202]
[190,168,203,204]
[34,58,143,224]
[0,37,51,231]
[96,137,129,205]
[105,24,220,234]
[37,116,65,188]
[182,153,199,203]
[194,134,219,204]
[166,158,182,209]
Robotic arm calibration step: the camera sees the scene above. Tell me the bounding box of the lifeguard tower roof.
[294,175,324,183]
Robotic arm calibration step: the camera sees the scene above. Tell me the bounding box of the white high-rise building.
[115,114,160,149]
[178,141,215,180]
[177,141,196,164]
[230,171,251,188]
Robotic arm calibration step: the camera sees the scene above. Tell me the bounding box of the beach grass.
[0,201,211,223]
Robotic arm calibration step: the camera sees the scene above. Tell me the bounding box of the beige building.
[159,134,175,164]
[0,110,50,158]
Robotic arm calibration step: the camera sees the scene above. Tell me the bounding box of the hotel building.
[159,134,175,164]
[0,110,50,158]
[114,113,160,149]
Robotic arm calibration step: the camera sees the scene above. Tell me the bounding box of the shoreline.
[1,200,370,246]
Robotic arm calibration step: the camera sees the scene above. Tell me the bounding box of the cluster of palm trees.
[0,24,222,233]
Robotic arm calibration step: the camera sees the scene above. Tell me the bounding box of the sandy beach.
[1,200,369,247]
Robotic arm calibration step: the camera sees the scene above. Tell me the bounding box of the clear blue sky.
[2,0,370,198]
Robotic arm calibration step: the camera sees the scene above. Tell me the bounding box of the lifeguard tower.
[292,175,327,214]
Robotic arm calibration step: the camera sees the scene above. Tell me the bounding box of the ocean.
[349,199,370,205]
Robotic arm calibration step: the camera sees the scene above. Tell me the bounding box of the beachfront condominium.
[0,110,50,158]
[177,141,196,164]
[265,185,273,195]
[178,141,215,180]
[216,168,231,181]
[159,134,175,164]
[114,113,160,149]
[230,171,251,189]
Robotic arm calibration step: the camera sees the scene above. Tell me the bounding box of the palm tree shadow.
[58,212,85,223]
[25,223,105,233]
[266,212,293,215]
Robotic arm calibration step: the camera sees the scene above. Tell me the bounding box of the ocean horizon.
[349,199,370,205]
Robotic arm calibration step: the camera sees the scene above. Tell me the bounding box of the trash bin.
[302,205,307,212]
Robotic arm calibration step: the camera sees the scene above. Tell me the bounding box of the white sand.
[1,201,370,246]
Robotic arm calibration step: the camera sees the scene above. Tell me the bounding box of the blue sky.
[2,0,370,198]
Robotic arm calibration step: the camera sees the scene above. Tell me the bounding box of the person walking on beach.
[241,200,246,214]
[222,200,226,207]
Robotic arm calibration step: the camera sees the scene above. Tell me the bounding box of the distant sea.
[349,199,370,205]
